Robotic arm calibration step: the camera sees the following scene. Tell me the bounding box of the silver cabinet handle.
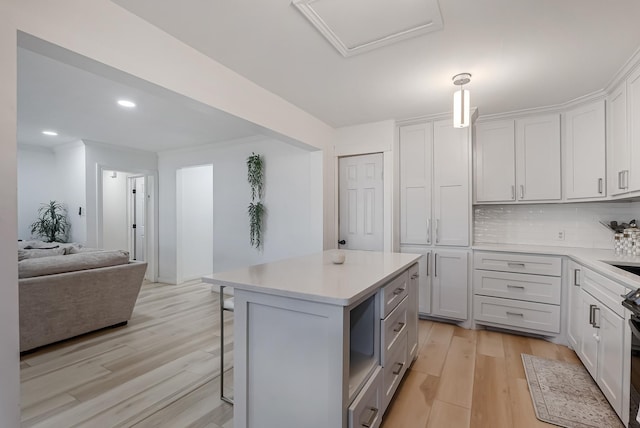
[511,185,515,200]
[426,254,430,277]
[392,287,404,296]
[589,304,596,326]
[411,273,419,280]
[434,253,438,277]
[426,218,431,244]
[598,178,603,194]
[519,185,524,199]
[506,311,524,317]
[507,262,525,268]
[435,219,440,243]
[392,362,404,375]
[506,284,525,289]
[626,170,630,189]
[574,269,581,286]
[618,171,624,190]
[361,407,379,428]
[593,307,600,329]
[393,322,406,333]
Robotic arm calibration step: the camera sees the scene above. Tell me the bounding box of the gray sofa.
[18,248,147,352]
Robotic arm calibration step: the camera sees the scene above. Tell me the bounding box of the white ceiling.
[112,0,640,127]
[17,45,265,151]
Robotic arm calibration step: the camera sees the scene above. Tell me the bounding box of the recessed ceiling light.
[42,130,58,136]
[117,99,136,108]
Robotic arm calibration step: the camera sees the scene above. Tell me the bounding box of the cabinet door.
[407,263,419,362]
[564,100,606,199]
[515,114,561,201]
[474,120,516,202]
[596,303,625,416]
[567,262,583,350]
[628,65,640,192]
[608,82,629,196]
[400,246,431,315]
[399,123,433,245]
[432,250,468,320]
[433,120,470,247]
[578,289,598,378]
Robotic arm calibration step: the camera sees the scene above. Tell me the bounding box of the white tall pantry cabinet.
[399,119,470,321]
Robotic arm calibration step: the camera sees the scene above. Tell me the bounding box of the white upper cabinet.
[609,64,640,197]
[628,65,640,192]
[433,120,470,247]
[563,100,606,200]
[399,123,433,245]
[515,114,561,201]
[399,120,470,248]
[474,120,516,202]
[609,81,630,196]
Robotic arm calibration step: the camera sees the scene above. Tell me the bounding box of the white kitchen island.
[202,250,421,428]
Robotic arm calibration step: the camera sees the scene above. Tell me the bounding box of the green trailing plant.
[248,201,265,249]
[247,153,265,249]
[247,152,264,201]
[30,200,70,243]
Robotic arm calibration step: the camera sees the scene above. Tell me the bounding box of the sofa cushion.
[67,246,101,255]
[18,250,130,279]
[18,247,66,261]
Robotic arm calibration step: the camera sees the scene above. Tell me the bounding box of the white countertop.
[202,250,421,306]
[473,243,640,290]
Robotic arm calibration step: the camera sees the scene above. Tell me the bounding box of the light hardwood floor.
[22,280,578,427]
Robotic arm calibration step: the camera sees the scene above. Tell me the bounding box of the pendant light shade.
[452,73,471,128]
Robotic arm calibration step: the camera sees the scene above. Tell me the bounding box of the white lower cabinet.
[571,264,627,422]
[431,250,469,320]
[566,261,582,350]
[473,251,561,335]
[407,263,420,361]
[400,246,431,315]
[349,367,382,428]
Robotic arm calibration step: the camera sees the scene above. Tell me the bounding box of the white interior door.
[130,176,146,261]
[338,153,384,251]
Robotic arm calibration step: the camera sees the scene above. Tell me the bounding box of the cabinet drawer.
[582,268,626,317]
[474,252,561,276]
[382,332,408,410]
[473,270,561,304]
[381,297,408,364]
[474,295,560,334]
[349,366,382,428]
[380,271,409,318]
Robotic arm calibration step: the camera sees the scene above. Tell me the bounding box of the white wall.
[474,201,640,248]
[16,145,57,241]
[54,141,87,243]
[0,6,19,423]
[158,137,323,283]
[101,170,129,251]
[177,165,214,282]
[2,1,333,422]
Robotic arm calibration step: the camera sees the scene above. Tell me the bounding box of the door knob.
[338,240,346,245]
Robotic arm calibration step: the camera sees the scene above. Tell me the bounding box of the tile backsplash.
[474,201,640,249]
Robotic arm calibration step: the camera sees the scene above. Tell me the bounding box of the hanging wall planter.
[247,153,265,249]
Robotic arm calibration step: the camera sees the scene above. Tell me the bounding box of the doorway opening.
[100,168,156,281]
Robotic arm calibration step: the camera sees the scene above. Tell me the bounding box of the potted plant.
[30,200,70,243]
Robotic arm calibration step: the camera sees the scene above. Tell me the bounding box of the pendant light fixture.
[452,73,471,128]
